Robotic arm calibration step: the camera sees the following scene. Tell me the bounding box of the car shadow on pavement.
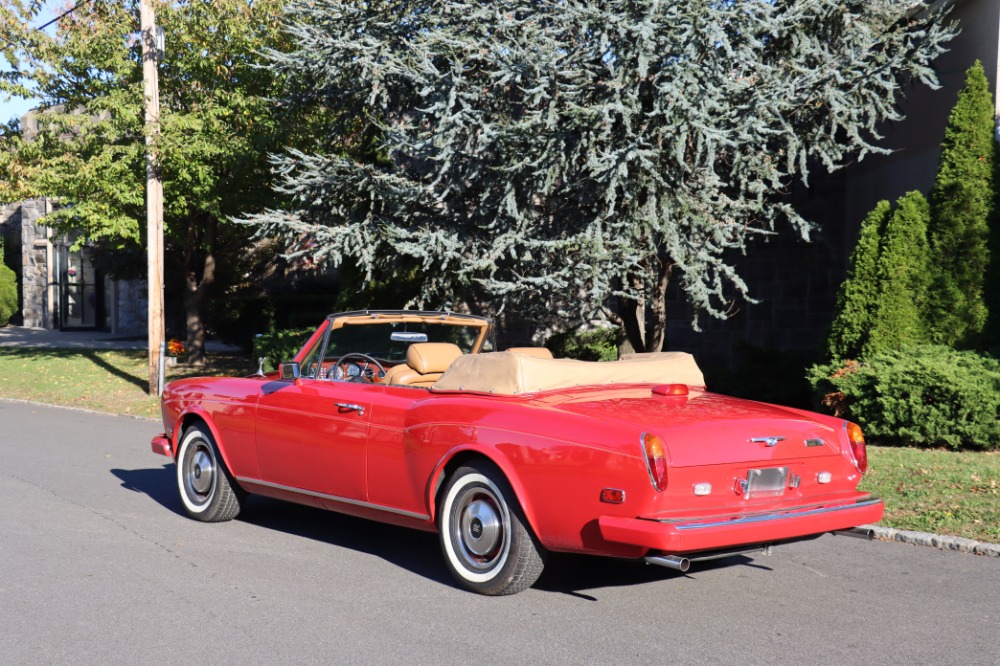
[108,463,768,596]
[111,464,185,515]
[533,553,761,600]
[109,463,453,586]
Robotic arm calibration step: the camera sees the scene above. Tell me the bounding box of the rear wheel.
[438,462,546,595]
[176,424,243,522]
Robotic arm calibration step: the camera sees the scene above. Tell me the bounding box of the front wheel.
[176,424,243,522]
[438,462,546,595]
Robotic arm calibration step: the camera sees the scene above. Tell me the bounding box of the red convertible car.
[151,310,883,595]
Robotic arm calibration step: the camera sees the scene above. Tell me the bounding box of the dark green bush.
[252,328,313,372]
[546,327,619,361]
[808,346,1000,450]
[0,241,17,327]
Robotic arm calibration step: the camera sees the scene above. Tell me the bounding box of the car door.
[255,376,379,501]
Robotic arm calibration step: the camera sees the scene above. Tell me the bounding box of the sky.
[0,1,62,125]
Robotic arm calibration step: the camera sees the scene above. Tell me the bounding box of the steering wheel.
[332,353,387,383]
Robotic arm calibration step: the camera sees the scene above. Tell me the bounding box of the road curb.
[863,524,1000,557]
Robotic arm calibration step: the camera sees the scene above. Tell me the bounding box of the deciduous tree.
[0,0,318,362]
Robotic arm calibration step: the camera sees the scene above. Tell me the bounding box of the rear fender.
[428,445,541,540]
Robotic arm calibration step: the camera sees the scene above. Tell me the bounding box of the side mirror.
[279,361,301,381]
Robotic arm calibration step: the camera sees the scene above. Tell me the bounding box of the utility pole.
[140,0,165,395]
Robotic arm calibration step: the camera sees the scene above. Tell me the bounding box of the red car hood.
[537,388,842,467]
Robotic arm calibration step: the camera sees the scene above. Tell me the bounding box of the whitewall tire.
[438,462,546,595]
[176,424,243,522]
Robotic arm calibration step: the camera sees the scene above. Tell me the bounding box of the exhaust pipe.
[644,554,690,572]
[833,527,874,540]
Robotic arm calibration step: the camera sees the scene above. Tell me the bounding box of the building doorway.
[59,245,105,330]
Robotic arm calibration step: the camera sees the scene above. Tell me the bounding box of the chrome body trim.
[657,497,883,531]
[236,477,431,521]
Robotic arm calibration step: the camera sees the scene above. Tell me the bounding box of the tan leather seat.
[506,347,554,359]
[387,342,463,388]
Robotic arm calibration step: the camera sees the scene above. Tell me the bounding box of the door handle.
[335,402,365,415]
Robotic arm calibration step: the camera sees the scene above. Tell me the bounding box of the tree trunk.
[183,214,217,366]
[615,258,673,354]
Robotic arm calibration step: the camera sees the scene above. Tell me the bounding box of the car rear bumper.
[151,433,172,457]
[598,496,884,554]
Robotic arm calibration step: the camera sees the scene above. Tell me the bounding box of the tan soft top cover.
[431,351,705,395]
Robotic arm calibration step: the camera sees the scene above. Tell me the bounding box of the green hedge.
[0,242,16,327]
[546,327,619,361]
[808,345,1000,450]
[252,329,312,372]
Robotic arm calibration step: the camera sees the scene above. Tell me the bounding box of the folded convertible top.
[431,350,705,395]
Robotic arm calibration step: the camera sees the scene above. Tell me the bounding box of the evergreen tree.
[927,60,997,347]
[247,0,954,350]
[825,200,892,360]
[864,191,933,356]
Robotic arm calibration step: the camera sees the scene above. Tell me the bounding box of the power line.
[34,0,100,33]
[2,0,100,53]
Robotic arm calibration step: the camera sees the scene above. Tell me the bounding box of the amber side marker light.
[845,422,868,474]
[641,432,669,491]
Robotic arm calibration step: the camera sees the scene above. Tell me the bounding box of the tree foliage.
[0,0,319,361]
[825,200,892,360]
[247,0,955,349]
[926,60,997,347]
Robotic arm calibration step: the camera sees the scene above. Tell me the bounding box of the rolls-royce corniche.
[151,310,882,595]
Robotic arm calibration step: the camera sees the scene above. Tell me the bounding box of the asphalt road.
[1,400,998,666]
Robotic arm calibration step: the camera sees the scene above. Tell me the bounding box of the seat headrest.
[406,342,463,374]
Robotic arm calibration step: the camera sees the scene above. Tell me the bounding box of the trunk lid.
[542,387,843,467]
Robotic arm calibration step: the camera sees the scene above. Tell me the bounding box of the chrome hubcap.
[461,499,502,557]
[185,443,215,505]
[454,489,506,570]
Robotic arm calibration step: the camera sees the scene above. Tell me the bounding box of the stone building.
[0,197,146,333]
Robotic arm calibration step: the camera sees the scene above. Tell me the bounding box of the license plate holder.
[743,466,788,499]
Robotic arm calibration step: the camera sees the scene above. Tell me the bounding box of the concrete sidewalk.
[0,325,239,352]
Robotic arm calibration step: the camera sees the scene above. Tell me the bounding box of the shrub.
[808,345,1000,450]
[546,327,619,361]
[252,328,313,372]
[0,240,17,327]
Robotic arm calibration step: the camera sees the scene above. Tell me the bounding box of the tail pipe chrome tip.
[832,527,875,540]
[644,554,691,572]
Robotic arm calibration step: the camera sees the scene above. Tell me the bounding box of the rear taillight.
[641,432,669,491]
[845,422,868,474]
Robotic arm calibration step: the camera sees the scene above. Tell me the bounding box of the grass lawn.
[0,347,254,419]
[863,446,1000,544]
[1,346,998,543]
